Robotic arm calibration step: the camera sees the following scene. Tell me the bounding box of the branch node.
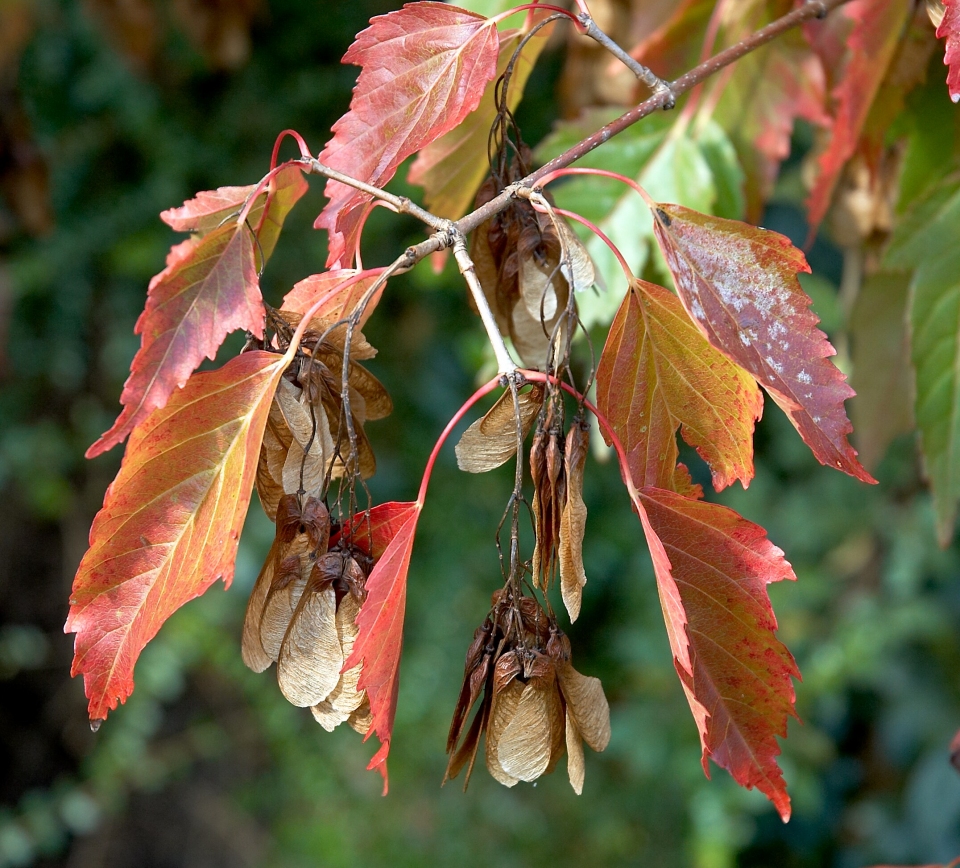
[576,11,670,97]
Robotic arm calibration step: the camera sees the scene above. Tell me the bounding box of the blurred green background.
[1,1,960,866]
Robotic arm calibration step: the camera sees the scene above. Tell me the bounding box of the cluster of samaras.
[451,380,609,791]
[239,312,391,734]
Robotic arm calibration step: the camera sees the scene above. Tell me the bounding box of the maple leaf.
[650,203,874,483]
[160,162,307,264]
[315,3,500,266]
[87,164,306,459]
[280,269,386,326]
[87,223,264,458]
[596,278,761,495]
[66,350,288,723]
[633,486,799,821]
[805,0,913,230]
[340,501,423,793]
[407,25,548,220]
[886,171,960,545]
[939,0,960,102]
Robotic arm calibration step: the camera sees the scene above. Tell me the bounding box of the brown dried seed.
[455,385,545,473]
[565,709,586,795]
[559,418,589,622]
[485,676,523,788]
[275,378,334,499]
[557,659,611,753]
[325,594,366,716]
[259,555,310,663]
[497,680,555,782]
[556,219,595,294]
[347,697,373,735]
[277,579,342,708]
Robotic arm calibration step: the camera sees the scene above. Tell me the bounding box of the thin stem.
[416,376,504,505]
[490,4,580,27]
[552,206,633,283]
[451,233,518,376]
[519,369,642,502]
[271,129,312,169]
[576,11,672,99]
[301,157,450,232]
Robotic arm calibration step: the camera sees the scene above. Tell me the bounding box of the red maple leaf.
[88,164,307,458]
[651,203,875,483]
[939,0,960,102]
[339,501,423,793]
[315,3,500,266]
[66,351,288,723]
[634,486,800,821]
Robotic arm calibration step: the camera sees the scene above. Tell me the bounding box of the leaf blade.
[88,222,265,458]
[408,25,548,219]
[66,350,287,722]
[651,204,874,483]
[634,486,799,822]
[316,3,500,265]
[939,0,960,102]
[596,278,761,493]
[341,501,423,792]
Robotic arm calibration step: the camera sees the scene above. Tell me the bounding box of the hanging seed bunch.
[447,52,607,791]
[468,53,594,373]
[240,305,391,734]
[444,588,609,794]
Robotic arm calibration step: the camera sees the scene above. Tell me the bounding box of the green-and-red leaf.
[710,25,829,222]
[596,278,761,494]
[633,486,799,822]
[651,203,874,483]
[407,25,548,220]
[805,0,912,229]
[315,3,500,266]
[939,0,960,102]
[341,501,422,793]
[66,350,287,723]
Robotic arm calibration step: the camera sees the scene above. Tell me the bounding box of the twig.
[300,157,448,231]
[576,11,673,102]
[294,0,850,373]
[453,0,851,238]
[451,233,518,376]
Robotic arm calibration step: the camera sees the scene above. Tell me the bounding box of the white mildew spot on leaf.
[797,370,812,385]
